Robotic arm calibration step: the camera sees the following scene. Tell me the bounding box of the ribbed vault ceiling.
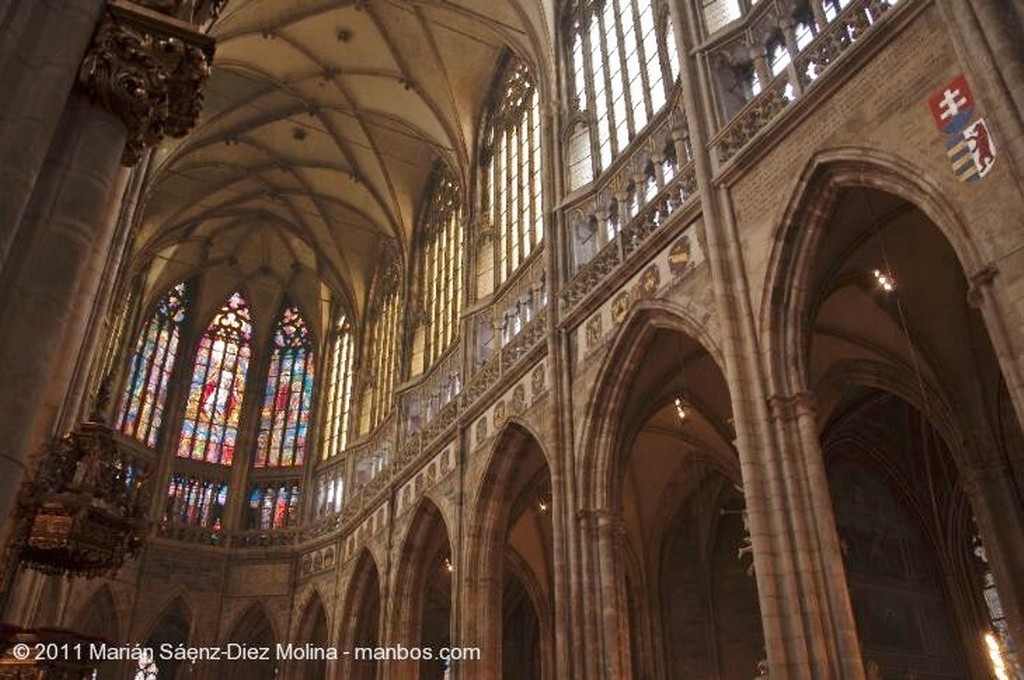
[137,0,554,317]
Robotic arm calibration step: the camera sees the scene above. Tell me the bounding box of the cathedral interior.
[0,0,1023,679]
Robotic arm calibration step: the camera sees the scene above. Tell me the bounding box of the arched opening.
[223,604,277,680]
[294,593,329,680]
[466,423,554,680]
[390,499,453,680]
[573,304,771,679]
[822,390,984,677]
[340,551,383,680]
[73,586,119,680]
[778,172,1024,677]
[143,599,190,680]
[661,467,763,678]
[591,318,766,679]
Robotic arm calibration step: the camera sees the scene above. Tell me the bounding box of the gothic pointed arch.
[480,54,544,286]
[177,290,253,465]
[140,597,192,680]
[412,161,464,374]
[389,497,454,680]
[254,301,315,468]
[222,602,278,680]
[339,550,383,680]
[464,420,555,680]
[116,281,189,447]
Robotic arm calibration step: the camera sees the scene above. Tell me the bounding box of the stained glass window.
[483,59,543,285]
[165,474,228,529]
[117,282,187,447]
[247,483,300,530]
[321,312,355,460]
[177,292,252,465]
[254,305,314,468]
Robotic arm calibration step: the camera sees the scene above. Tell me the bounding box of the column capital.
[967,264,999,308]
[766,390,817,421]
[77,1,218,166]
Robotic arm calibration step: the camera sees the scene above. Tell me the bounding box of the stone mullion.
[578,17,603,182]
[608,0,634,140]
[810,0,830,31]
[148,288,207,522]
[629,0,656,126]
[224,333,272,532]
[107,274,148,428]
[596,5,618,159]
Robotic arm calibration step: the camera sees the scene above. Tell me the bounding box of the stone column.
[669,0,867,676]
[0,0,216,593]
[0,0,106,278]
[963,462,1024,652]
[0,95,129,536]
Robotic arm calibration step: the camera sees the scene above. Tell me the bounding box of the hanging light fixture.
[674,395,689,424]
[872,268,896,292]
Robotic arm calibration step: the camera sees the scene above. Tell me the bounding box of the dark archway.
[579,305,765,679]
[340,551,383,680]
[768,154,1024,667]
[143,599,191,680]
[390,499,453,680]
[294,593,329,680]
[73,586,120,680]
[465,422,554,680]
[223,604,277,680]
[661,469,764,679]
[822,390,997,677]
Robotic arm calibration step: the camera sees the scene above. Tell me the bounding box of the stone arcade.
[0,0,1023,679]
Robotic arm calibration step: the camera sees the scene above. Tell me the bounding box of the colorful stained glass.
[177,292,252,465]
[117,283,187,447]
[165,475,228,529]
[254,305,314,468]
[247,483,300,530]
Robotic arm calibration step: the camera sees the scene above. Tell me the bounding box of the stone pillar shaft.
[0,95,128,532]
[0,0,106,279]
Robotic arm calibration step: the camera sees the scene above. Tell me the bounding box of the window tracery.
[321,311,355,460]
[418,164,464,369]
[117,282,188,447]
[254,304,314,468]
[563,0,680,189]
[364,248,402,430]
[482,59,543,285]
[177,292,252,465]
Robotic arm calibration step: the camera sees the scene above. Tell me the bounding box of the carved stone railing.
[226,527,297,548]
[468,252,548,375]
[155,521,222,546]
[621,163,698,256]
[400,340,462,440]
[561,161,697,313]
[710,0,902,164]
[464,354,501,406]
